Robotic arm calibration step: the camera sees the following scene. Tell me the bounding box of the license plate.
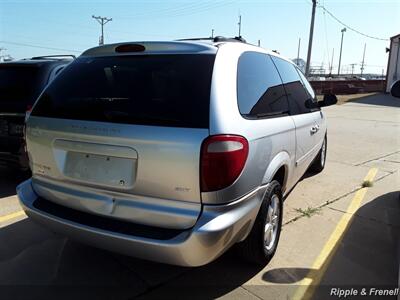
[64,151,136,188]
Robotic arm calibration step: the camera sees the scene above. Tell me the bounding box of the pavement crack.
[283,170,397,226]
[327,206,400,228]
[130,267,191,299]
[355,150,400,166]
[240,285,264,300]
[383,159,400,164]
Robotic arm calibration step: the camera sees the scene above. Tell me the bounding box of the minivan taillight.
[200,135,249,192]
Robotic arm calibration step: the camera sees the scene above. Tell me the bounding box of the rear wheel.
[309,135,327,173]
[237,180,283,265]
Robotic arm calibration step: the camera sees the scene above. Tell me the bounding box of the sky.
[0,0,399,75]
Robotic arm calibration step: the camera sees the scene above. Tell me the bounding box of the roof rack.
[30,55,76,60]
[176,36,247,44]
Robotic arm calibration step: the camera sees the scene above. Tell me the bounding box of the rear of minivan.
[17,42,265,266]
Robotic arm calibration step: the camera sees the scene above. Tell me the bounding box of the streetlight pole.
[337,28,346,76]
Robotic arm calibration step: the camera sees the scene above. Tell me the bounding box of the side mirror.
[390,80,400,98]
[319,93,338,107]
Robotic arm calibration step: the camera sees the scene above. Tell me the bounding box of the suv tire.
[309,135,327,173]
[237,180,283,265]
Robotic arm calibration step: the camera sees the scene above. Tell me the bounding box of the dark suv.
[0,55,74,170]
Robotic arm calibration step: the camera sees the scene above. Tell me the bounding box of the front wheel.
[236,180,283,265]
[309,135,327,173]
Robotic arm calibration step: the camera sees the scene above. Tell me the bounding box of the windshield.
[32,54,215,128]
[0,65,43,112]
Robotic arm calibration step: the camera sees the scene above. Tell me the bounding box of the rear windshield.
[32,55,215,128]
[0,65,43,111]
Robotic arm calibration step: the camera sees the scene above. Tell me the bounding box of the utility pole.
[211,29,214,38]
[337,27,346,76]
[238,15,242,37]
[305,0,317,77]
[330,48,334,76]
[297,38,301,65]
[350,63,356,76]
[92,15,112,45]
[360,43,366,77]
[258,40,261,47]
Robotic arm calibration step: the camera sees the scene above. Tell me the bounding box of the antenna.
[238,15,242,37]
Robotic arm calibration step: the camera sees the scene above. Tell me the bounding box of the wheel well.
[272,166,286,188]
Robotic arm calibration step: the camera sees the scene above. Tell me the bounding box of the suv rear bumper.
[17,179,265,266]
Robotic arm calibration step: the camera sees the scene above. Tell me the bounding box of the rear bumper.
[17,179,265,266]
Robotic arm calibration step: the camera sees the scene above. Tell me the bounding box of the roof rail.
[30,55,76,60]
[176,36,247,44]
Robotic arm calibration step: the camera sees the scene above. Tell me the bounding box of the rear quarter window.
[31,54,215,128]
[270,56,312,115]
[237,51,289,118]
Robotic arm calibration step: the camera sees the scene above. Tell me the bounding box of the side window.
[271,56,311,115]
[237,52,288,118]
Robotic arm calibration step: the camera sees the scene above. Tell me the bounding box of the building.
[386,33,400,93]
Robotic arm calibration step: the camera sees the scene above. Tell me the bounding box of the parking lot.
[0,93,399,300]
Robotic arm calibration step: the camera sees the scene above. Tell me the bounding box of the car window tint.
[32,55,215,128]
[237,51,288,118]
[0,65,44,112]
[271,56,311,115]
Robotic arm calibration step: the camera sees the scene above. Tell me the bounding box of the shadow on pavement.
[0,218,264,299]
[262,191,400,299]
[347,93,400,108]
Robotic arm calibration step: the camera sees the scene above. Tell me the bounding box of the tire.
[236,180,283,265]
[309,135,327,174]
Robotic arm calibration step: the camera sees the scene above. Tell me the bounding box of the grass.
[294,206,321,218]
[361,180,374,188]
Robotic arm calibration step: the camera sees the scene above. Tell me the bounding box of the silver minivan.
[17,38,336,266]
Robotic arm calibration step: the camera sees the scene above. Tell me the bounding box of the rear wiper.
[95,97,129,102]
[250,110,290,119]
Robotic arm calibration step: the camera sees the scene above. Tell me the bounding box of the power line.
[322,0,331,70]
[116,0,217,19]
[117,1,235,20]
[0,40,81,53]
[317,3,389,41]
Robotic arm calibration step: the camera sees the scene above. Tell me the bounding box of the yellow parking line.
[292,168,378,300]
[0,210,26,223]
